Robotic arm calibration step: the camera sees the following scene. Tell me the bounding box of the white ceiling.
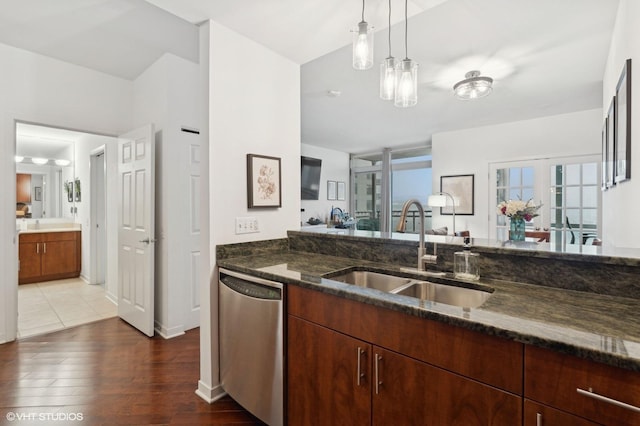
[0,0,620,154]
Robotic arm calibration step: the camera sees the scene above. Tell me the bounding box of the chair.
[565,217,597,245]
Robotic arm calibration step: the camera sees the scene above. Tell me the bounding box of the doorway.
[14,122,119,338]
[90,149,107,286]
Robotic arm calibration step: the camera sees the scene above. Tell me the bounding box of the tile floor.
[17,278,117,338]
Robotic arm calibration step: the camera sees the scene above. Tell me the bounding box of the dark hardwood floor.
[0,318,265,425]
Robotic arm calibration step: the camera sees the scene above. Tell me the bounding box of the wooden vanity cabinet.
[525,345,640,425]
[287,286,523,425]
[18,231,81,284]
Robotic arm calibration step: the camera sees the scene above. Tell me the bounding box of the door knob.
[139,237,158,244]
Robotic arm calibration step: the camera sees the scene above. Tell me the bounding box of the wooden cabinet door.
[16,173,31,203]
[288,315,371,426]
[18,240,41,282]
[41,239,77,276]
[524,400,599,426]
[372,346,521,426]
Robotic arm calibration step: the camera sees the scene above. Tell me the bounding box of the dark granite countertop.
[218,250,640,372]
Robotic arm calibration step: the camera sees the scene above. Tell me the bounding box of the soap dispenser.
[454,237,479,281]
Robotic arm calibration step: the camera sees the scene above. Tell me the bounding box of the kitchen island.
[217,230,640,425]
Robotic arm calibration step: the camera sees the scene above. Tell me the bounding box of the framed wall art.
[615,58,631,183]
[247,154,282,208]
[327,180,337,200]
[601,116,608,191]
[606,97,616,188]
[440,174,474,215]
[337,181,346,201]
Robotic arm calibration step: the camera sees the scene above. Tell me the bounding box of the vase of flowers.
[497,199,541,241]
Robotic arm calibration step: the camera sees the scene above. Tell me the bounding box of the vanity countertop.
[18,224,81,234]
[218,250,640,372]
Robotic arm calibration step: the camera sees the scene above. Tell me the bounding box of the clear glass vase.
[509,217,526,241]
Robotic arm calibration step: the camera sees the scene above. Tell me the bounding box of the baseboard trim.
[195,381,226,403]
[154,321,185,339]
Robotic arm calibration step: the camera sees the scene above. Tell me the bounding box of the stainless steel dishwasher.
[219,268,284,426]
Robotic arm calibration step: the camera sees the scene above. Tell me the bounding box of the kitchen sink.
[325,268,492,308]
[391,281,491,308]
[326,270,413,292]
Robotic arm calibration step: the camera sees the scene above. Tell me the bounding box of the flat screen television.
[301,156,322,200]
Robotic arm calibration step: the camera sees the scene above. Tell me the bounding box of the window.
[490,155,600,247]
[351,147,431,233]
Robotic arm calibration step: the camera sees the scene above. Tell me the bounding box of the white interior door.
[117,124,155,337]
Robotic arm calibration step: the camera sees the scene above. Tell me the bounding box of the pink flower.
[524,214,532,222]
[501,206,507,215]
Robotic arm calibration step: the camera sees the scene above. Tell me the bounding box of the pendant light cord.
[404,0,408,59]
[387,0,392,57]
[362,0,365,22]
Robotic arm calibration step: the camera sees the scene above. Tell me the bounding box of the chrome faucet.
[396,199,437,271]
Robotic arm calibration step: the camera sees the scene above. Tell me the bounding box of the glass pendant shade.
[380,57,397,100]
[454,70,493,100]
[394,58,418,107]
[352,21,374,70]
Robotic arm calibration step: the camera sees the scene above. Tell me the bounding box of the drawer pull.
[536,412,542,426]
[36,243,39,254]
[577,387,640,413]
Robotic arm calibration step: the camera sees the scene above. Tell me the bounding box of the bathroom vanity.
[18,229,81,284]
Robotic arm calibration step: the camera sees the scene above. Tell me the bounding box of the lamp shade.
[380,57,397,100]
[352,21,374,70]
[428,194,447,207]
[394,58,418,107]
[31,157,49,165]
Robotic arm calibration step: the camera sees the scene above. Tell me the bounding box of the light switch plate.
[235,217,259,234]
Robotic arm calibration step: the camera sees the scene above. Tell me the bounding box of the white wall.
[197,20,301,402]
[0,42,132,344]
[300,143,350,224]
[432,109,602,239]
[602,0,640,249]
[133,53,202,338]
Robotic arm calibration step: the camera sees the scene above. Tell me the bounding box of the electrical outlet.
[235,217,259,234]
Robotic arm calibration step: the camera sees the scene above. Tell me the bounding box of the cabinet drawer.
[19,233,42,243]
[288,286,523,394]
[525,345,640,425]
[524,400,599,426]
[43,231,79,242]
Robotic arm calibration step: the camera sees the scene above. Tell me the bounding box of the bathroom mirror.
[15,123,75,220]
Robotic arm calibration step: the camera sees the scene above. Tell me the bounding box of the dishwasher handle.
[220,273,282,300]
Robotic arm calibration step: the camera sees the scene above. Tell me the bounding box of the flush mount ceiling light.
[352,0,373,70]
[14,155,24,163]
[55,159,71,166]
[379,0,396,100]
[394,0,418,108]
[453,70,493,100]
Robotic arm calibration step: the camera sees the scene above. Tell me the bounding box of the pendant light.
[394,0,418,107]
[380,0,396,100]
[453,70,494,100]
[352,0,374,70]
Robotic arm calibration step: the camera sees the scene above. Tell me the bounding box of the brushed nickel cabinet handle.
[43,243,46,254]
[577,387,640,413]
[36,243,39,254]
[375,353,382,395]
[536,412,542,426]
[356,347,365,386]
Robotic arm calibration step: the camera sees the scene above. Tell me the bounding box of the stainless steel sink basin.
[327,270,412,292]
[391,281,491,308]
